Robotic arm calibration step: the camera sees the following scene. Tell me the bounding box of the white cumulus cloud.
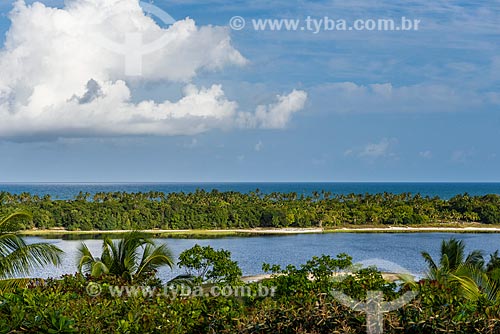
[238,90,308,129]
[0,0,306,140]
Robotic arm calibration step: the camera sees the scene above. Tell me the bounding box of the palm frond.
[75,231,173,283]
[77,242,96,274]
[465,250,484,268]
[0,242,62,279]
[122,232,151,273]
[135,243,174,279]
[0,278,32,292]
[450,274,482,301]
[0,212,32,232]
[90,260,109,277]
[421,251,438,271]
[166,274,196,288]
[0,212,62,280]
[452,264,500,302]
[487,250,500,273]
[441,238,464,270]
[0,233,26,257]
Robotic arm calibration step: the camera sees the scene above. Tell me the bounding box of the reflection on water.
[24,233,500,283]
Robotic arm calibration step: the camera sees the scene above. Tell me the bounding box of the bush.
[3,253,500,333]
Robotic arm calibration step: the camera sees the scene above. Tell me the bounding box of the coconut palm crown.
[421,237,484,281]
[77,231,173,283]
[0,212,62,288]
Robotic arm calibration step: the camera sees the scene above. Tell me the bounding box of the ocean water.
[1,182,500,200]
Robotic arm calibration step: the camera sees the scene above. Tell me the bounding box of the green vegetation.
[1,190,500,231]
[4,237,500,332]
[177,245,242,285]
[421,238,500,303]
[0,212,62,291]
[421,238,484,282]
[77,231,174,284]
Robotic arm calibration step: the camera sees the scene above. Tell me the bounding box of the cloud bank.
[0,0,307,140]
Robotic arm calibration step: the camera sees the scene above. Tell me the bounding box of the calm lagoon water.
[27,233,500,282]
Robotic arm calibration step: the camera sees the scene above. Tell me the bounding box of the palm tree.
[454,250,500,302]
[486,250,500,278]
[0,212,62,290]
[421,238,500,302]
[421,238,483,282]
[77,231,174,283]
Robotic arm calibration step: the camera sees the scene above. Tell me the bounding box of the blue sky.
[0,0,499,182]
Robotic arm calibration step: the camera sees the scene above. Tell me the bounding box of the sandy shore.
[19,227,325,235]
[18,225,500,236]
[336,226,500,232]
[241,272,405,283]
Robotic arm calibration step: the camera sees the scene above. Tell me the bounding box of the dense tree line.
[0,190,499,230]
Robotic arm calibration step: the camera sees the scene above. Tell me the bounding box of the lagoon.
[27,232,500,282]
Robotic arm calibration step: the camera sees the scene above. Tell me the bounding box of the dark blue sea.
[1,182,500,199]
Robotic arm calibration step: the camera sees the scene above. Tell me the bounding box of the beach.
[18,224,500,237]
